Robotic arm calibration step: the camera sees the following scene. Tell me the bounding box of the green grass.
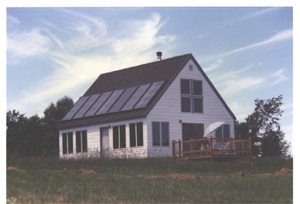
[7,156,293,203]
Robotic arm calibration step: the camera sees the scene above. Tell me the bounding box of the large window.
[113,125,126,149]
[152,122,169,146]
[62,132,73,154]
[215,124,230,140]
[76,130,88,153]
[181,79,203,113]
[130,122,143,147]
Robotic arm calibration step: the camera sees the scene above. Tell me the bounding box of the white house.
[57,53,236,159]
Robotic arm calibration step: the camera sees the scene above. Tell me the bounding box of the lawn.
[7,156,293,203]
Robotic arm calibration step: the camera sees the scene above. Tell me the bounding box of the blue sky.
[6,7,293,150]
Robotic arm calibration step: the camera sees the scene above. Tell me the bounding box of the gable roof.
[58,53,236,130]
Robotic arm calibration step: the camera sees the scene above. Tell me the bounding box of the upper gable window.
[181,79,203,113]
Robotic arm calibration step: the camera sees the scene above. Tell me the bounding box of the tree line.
[6,95,290,157]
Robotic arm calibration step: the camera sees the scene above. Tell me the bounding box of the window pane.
[223,125,230,139]
[76,131,81,153]
[120,125,126,148]
[68,132,73,153]
[192,124,203,139]
[193,80,202,95]
[63,133,67,154]
[161,122,169,146]
[215,126,222,140]
[113,126,119,149]
[137,122,143,146]
[82,130,87,152]
[152,122,160,146]
[130,124,136,147]
[181,97,191,112]
[193,98,203,113]
[181,79,190,94]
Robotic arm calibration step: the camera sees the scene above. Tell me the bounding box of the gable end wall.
[146,59,235,157]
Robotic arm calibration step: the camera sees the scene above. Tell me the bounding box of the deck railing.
[172,137,251,159]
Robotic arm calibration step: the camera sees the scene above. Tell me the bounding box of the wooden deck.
[172,137,251,159]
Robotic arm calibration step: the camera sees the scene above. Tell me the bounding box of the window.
[130,122,143,147]
[113,125,126,149]
[152,122,169,146]
[180,79,203,113]
[215,124,230,139]
[76,130,88,153]
[62,132,73,154]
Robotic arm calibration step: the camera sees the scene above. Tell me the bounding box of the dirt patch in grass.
[138,174,201,180]
[7,167,27,173]
[274,168,293,175]
[76,168,97,175]
[229,171,251,177]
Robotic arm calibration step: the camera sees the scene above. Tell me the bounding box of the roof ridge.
[100,53,192,76]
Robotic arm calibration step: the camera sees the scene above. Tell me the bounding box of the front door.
[182,123,204,154]
[100,127,109,157]
[182,123,204,141]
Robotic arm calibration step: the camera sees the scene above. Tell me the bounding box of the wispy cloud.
[197,32,209,40]
[203,58,223,72]
[203,29,293,63]
[238,8,281,21]
[7,15,20,27]
[7,29,51,60]
[7,11,176,116]
[270,68,288,86]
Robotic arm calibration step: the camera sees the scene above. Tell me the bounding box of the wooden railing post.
[172,140,176,157]
[248,137,252,156]
[178,139,182,157]
[190,138,193,153]
[209,136,213,155]
[229,137,233,155]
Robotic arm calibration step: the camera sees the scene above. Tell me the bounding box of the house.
[57,53,236,159]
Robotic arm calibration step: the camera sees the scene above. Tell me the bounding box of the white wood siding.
[59,118,148,159]
[147,59,235,157]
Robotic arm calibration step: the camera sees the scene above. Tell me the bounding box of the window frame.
[129,122,144,148]
[62,132,73,154]
[215,124,230,140]
[113,125,126,149]
[180,79,203,113]
[152,122,170,147]
[76,130,88,153]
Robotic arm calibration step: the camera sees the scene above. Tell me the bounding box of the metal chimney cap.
[156,51,162,61]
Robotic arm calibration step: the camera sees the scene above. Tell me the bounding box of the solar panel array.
[62,81,165,121]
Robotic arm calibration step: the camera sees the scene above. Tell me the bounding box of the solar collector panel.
[73,94,100,119]
[62,96,89,121]
[109,86,137,113]
[134,81,164,109]
[121,84,151,111]
[96,89,124,115]
[84,92,112,117]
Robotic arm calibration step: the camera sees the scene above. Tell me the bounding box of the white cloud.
[221,77,265,96]
[7,15,20,27]
[270,68,288,86]
[238,8,281,21]
[7,29,51,60]
[203,29,293,63]
[203,58,223,72]
[197,32,209,40]
[7,11,177,116]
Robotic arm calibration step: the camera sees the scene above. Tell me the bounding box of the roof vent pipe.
[156,51,162,61]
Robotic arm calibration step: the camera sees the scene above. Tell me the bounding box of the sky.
[6,7,293,152]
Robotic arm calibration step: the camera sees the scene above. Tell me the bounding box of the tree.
[7,96,74,157]
[235,95,290,157]
[7,110,43,156]
[41,96,74,155]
